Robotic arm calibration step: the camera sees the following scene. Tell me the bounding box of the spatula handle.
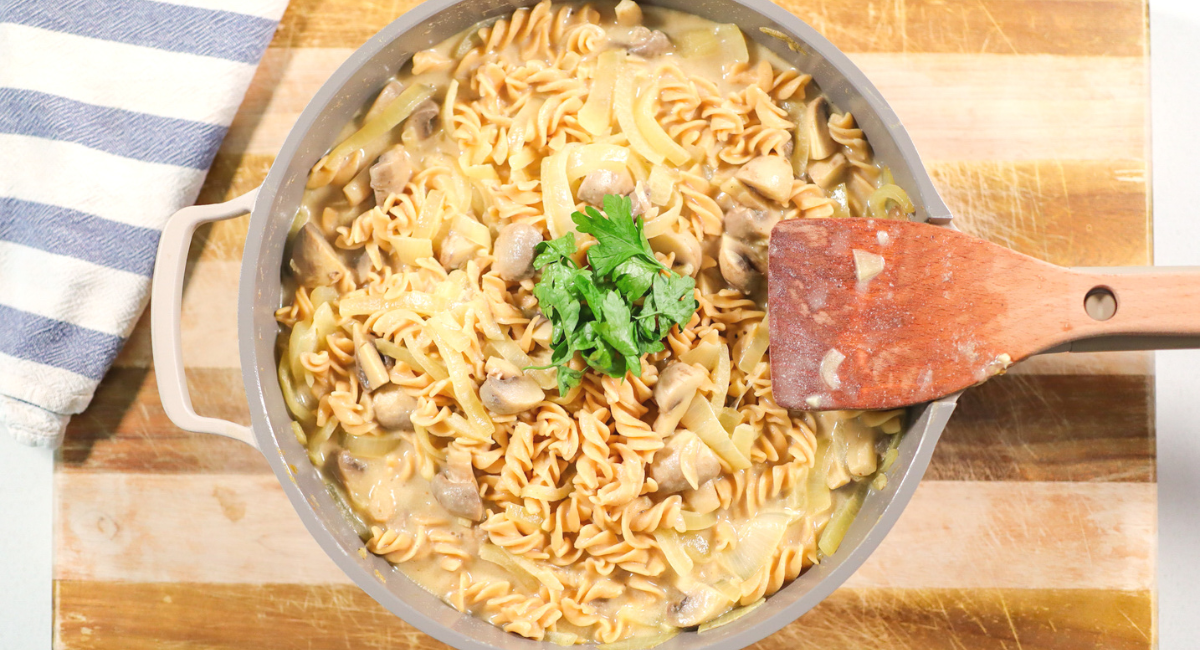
[1058,266,1200,351]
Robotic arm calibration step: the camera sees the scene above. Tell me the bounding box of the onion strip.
[541,144,578,238]
[308,84,434,188]
[578,50,622,136]
[633,80,690,166]
[614,65,664,165]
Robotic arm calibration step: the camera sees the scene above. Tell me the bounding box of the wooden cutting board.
[52,1,1154,647]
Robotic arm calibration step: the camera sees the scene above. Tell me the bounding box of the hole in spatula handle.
[1085,287,1117,321]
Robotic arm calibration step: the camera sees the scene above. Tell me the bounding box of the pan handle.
[150,189,260,450]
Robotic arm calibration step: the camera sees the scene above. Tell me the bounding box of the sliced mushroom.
[479,358,544,415]
[650,432,722,494]
[356,339,391,392]
[365,80,405,122]
[724,206,780,242]
[355,250,375,284]
[653,362,707,437]
[290,223,351,288]
[628,180,651,217]
[372,385,417,431]
[405,99,439,139]
[431,447,484,521]
[649,230,703,277]
[331,450,369,492]
[439,230,480,270]
[806,96,838,161]
[735,155,794,204]
[577,169,635,206]
[666,583,731,628]
[718,235,764,295]
[625,27,673,57]
[614,0,642,26]
[807,152,848,190]
[369,145,414,206]
[493,223,543,281]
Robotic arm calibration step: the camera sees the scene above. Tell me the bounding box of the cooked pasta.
[275,1,915,645]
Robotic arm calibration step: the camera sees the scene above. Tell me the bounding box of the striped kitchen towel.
[0,0,290,447]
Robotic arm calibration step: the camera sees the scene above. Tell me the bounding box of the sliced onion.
[680,510,717,531]
[722,512,789,580]
[731,424,756,460]
[343,431,404,458]
[390,236,434,265]
[735,316,770,374]
[654,528,693,576]
[819,348,845,390]
[806,437,832,516]
[681,397,750,470]
[480,543,562,591]
[868,183,916,220]
[817,483,868,556]
[680,342,719,370]
[708,343,730,410]
[852,249,885,282]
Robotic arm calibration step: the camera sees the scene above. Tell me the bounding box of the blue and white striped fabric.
[0,0,290,447]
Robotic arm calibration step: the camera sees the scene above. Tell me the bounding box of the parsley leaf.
[531,194,698,392]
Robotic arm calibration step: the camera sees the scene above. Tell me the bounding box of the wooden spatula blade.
[768,218,1025,411]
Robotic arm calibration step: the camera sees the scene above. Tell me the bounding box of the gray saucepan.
[149,0,960,648]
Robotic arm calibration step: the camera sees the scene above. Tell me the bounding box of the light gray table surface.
[2,2,1199,647]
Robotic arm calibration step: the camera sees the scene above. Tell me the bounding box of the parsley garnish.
[531,194,698,394]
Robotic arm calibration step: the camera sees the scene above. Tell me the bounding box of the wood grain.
[54,581,1152,650]
[933,373,1154,482]
[55,475,1152,589]
[60,368,263,474]
[268,0,1146,56]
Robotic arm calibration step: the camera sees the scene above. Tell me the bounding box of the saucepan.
[149,0,959,647]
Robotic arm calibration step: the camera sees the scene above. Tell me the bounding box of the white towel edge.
[0,396,69,448]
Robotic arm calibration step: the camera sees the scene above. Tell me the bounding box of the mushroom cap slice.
[666,583,732,628]
[735,155,794,204]
[369,144,414,206]
[480,359,544,415]
[290,223,350,288]
[493,223,543,282]
[806,96,838,161]
[718,235,765,295]
[372,385,417,431]
[723,206,781,242]
[439,230,480,270]
[649,230,703,277]
[431,471,485,521]
[626,27,674,57]
[577,169,635,206]
[650,431,722,494]
[807,152,849,190]
[405,99,439,139]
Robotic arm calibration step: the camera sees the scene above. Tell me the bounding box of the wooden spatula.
[768,218,1200,411]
